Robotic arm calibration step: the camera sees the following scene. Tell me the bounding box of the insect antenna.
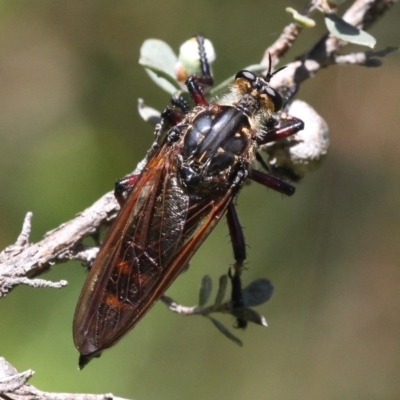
[264,52,287,82]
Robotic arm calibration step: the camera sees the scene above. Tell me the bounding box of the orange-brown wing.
[73,144,236,362]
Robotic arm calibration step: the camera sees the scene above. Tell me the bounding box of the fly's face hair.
[220,69,285,133]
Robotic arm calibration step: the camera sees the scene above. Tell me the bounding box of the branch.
[0,357,132,400]
[0,134,160,297]
[160,272,272,348]
[265,0,397,90]
[333,46,399,66]
[0,193,118,297]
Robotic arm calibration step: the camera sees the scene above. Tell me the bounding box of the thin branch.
[268,0,397,90]
[0,135,160,297]
[160,294,229,316]
[0,357,131,400]
[0,193,118,297]
[262,0,320,66]
[333,46,399,65]
[262,22,304,67]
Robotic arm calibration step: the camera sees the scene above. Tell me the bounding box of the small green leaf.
[325,14,376,48]
[242,278,274,307]
[139,39,177,77]
[143,69,180,95]
[230,308,268,327]
[214,274,228,307]
[137,98,161,125]
[198,275,212,307]
[286,7,316,28]
[139,39,181,94]
[209,316,243,346]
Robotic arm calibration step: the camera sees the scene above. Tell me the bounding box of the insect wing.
[73,145,182,356]
[73,143,236,362]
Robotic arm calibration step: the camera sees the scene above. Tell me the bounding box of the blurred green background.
[1,1,399,399]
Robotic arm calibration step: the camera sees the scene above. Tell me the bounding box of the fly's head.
[232,69,284,121]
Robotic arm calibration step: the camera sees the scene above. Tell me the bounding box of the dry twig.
[0,358,132,400]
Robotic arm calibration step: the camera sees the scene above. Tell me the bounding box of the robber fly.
[73,35,304,368]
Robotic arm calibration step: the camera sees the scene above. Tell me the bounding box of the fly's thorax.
[219,87,273,133]
[176,104,255,190]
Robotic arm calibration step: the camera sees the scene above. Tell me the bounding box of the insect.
[73,36,304,368]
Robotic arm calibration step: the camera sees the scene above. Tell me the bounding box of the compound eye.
[235,70,256,82]
[265,86,283,112]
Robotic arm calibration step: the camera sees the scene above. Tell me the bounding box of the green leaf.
[139,39,181,94]
[137,98,161,125]
[209,316,243,347]
[198,275,212,307]
[214,274,228,307]
[242,278,274,307]
[324,14,376,48]
[144,69,180,95]
[286,7,316,28]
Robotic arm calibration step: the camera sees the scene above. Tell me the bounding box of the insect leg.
[250,169,295,196]
[251,116,302,194]
[257,115,304,145]
[255,151,273,174]
[183,35,214,107]
[161,106,185,126]
[255,152,300,186]
[114,174,140,207]
[171,93,190,114]
[226,201,248,328]
[185,76,208,106]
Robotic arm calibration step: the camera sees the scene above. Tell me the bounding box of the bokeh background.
[1,1,399,399]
